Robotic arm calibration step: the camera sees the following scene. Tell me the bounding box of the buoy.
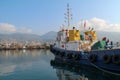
[103,54,111,64]
[112,54,120,64]
[73,54,80,60]
[66,53,72,59]
[88,54,97,62]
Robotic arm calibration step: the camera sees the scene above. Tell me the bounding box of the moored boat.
[50,4,120,72]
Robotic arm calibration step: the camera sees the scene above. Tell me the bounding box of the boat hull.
[50,45,120,72]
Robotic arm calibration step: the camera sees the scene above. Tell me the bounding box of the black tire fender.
[88,54,97,62]
[73,54,80,60]
[103,54,111,64]
[66,53,72,59]
[112,54,120,65]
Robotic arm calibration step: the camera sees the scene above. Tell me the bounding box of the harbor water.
[0,50,120,80]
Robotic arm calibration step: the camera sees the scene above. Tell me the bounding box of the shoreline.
[0,46,50,51]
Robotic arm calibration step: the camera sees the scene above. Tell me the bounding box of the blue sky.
[0,0,120,35]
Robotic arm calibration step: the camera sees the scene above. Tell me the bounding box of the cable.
[90,62,120,76]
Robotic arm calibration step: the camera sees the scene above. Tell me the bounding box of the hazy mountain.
[0,31,57,43]
[40,31,57,42]
[0,33,41,42]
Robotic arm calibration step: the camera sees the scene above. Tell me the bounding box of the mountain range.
[0,31,119,43]
[0,33,41,42]
[0,31,57,43]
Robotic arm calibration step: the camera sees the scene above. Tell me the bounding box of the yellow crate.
[68,29,80,41]
[69,37,80,41]
[69,38,75,41]
[69,34,80,38]
[69,30,76,34]
[69,30,80,34]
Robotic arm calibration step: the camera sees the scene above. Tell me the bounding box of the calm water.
[0,50,120,80]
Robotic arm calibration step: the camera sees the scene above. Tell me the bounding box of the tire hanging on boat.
[112,54,120,64]
[88,54,97,62]
[66,53,72,59]
[73,54,80,60]
[103,54,111,64]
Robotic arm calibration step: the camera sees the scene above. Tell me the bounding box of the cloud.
[76,17,120,32]
[0,23,32,34]
[17,27,32,33]
[0,23,16,33]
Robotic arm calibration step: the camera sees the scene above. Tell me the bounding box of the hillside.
[0,33,41,42]
[40,31,57,42]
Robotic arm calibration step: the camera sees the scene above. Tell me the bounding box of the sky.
[0,0,120,35]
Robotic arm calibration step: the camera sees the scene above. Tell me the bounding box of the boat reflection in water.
[50,59,120,80]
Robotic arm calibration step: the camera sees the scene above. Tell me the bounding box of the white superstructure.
[54,4,98,51]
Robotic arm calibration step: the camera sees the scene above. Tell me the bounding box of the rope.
[90,62,120,76]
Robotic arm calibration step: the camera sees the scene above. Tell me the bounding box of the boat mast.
[64,3,72,29]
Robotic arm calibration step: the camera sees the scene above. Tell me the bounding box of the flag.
[84,21,86,28]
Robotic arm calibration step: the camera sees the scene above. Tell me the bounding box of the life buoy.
[103,54,111,64]
[73,54,80,60]
[88,54,97,62]
[112,54,120,64]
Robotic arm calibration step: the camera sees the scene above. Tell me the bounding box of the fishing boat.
[50,4,120,72]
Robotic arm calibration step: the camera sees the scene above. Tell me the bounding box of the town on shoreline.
[0,42,51,50]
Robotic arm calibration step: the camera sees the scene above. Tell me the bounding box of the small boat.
[50,4,120,72]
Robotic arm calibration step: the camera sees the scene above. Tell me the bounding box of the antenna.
[64,3,72,29]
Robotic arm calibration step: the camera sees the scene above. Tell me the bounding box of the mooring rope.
[90,62,120,76]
